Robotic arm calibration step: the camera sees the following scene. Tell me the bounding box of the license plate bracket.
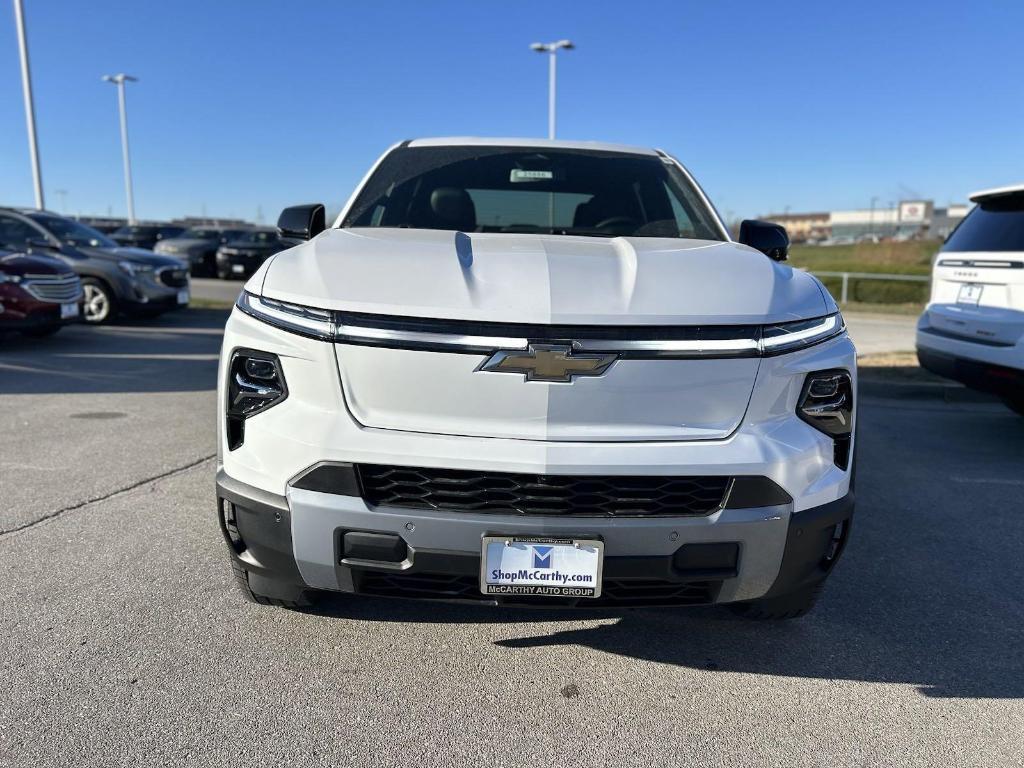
[60,301,79,319]
[957,283,983,305]
[480,535,604,598]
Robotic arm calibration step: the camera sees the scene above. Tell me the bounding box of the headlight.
[797,369,854,469]
[225,349,288,450]
[118,261,155,278]
[760,313,845,355]
[236,291,334,340]
[0,273,22,284]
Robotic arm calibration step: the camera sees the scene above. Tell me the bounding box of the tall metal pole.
[13,0,45,210]
[548,50,556,140]
[103,74,138,224]
[531,40,573,140]
[116,79,136,223]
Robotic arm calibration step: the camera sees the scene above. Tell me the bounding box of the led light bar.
[237,291,845,358]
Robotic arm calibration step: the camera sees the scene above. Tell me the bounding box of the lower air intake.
[356,464,730,517]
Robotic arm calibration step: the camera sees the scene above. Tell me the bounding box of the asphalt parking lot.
[2,309,1022,767]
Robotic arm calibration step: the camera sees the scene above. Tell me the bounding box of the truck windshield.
[342,145,724,240]
[944,194,1024,252]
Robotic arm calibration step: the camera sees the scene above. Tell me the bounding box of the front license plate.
[957,283,983,305]
[231,264,245,274]
[481,536,604,598]
[60,301,79,319]
[176,289,189,305]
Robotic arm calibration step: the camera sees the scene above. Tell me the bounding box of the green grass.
[788,240,938,276]
[788,240,937,306]
[837,301,924,316]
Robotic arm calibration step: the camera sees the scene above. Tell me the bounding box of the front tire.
[81,278,117,324]
[230,558,314,610]
[728,582,824,620]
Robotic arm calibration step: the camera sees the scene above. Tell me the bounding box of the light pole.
[102,73,138,223]
[13,0,44,209]
[530,39,574,139]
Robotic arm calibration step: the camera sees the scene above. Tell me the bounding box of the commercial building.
[758,212,830,242]
[763,199,968,242]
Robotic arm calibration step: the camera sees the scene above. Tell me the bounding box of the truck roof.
[405,136,661,157]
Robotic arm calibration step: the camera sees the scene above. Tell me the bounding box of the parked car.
[110,223,186,250]
[917,183,1024,415]
[154,227,250,277]
[0,208,190,324]
[0,248,82,337]
[215,229,286,280]
[79,220,123,235]
[216,138,857,619]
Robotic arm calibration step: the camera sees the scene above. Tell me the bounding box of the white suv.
[216,138,856,619]
[917,184,1024,415]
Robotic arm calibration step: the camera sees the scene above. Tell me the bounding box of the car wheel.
[81,278,117,324]
[21,325,62,338]
[728,582,824,620]
[1001,395,1024,417]
[216,265,231,280]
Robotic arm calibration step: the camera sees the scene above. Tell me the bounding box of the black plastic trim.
[917,347,1024,396]
[937,259,1023,269]
[216,470,307,593]
[724,476,793,508]
[761,491,854,599]
[291,462,361,496]
[918,326,1015,348]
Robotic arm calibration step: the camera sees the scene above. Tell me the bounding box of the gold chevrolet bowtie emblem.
[478,344,618,383]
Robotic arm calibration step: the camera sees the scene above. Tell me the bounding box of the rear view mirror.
[278,204,326,242]
[738,220,789,261]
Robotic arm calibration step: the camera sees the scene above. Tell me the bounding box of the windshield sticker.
[510,169,554,183]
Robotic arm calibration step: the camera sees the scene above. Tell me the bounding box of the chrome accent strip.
[336,323,528,352]
[22,275,83,303]
[575,337,760,354]
[239,291,845,358]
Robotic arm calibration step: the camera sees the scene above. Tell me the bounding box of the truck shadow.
[314,401,1024,700]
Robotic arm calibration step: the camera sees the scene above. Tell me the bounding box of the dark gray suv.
[0,208,190,324]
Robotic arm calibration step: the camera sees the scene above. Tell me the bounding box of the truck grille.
[356,464,731,517]
[22,274,82,303]
[157,267,189,288]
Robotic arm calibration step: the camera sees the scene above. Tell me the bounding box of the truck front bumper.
[217,469,854,608]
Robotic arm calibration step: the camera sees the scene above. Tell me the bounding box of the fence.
[809,271,931,305]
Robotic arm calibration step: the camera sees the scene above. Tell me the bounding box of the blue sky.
[1,0,1022,223]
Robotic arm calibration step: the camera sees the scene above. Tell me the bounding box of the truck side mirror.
[739,220,789,261]
[277,204,326,242]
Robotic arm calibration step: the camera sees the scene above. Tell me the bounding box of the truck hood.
[258,228,827,325]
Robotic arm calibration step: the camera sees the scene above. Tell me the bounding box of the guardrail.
[808,270,931,304]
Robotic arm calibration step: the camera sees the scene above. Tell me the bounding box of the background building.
[763,199,968,243]
[759,212,830,243]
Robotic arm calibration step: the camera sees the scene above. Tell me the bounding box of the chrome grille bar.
[22,275,83,303]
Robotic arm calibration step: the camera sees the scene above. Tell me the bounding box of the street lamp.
[530,39,574,140]
[13,0,44,209]
[102,73,138,223]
